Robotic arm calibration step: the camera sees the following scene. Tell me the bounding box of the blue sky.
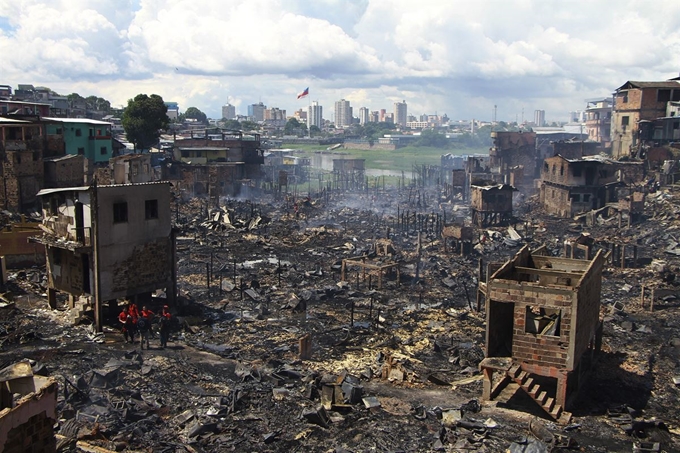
[1,0,679,123]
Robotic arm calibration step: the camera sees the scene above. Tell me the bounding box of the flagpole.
[308,96,311,139]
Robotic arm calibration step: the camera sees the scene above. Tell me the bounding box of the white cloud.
[0,0,679,121]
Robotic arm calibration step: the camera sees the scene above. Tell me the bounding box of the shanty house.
[470,183,516,227]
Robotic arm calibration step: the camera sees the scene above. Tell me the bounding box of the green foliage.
[354,122,397,141]
[240,120,260,131]
[284,118,307,136]
[414,129,450,148]
[183,106,207,123]
[85,95,111,112]
[122,94,169,151]
[221,119,242,130]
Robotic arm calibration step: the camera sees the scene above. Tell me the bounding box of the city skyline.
[1,1,679,123]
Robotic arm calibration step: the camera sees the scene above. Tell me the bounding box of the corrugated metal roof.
[615,81,680,91]
[37,186,90,196]
[0,117,31,124]
[42,117,113,125]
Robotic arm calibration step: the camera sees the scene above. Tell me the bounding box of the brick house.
[0,361,58,453]
[489,131,537,194]
[611,80,680,159]
[31,182,176,331]
[479,245,605,423]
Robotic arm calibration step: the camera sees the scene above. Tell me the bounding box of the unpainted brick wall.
[111,237,172,295]
[2,411,56,453]
[488,282,574,370]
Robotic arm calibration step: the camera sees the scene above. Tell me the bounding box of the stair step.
[508,363,521,378]
[557,411,572,425]
[517,371,528,383]
[550,404,563,419]
[537,391,547,404]
[543,397,555,412]
[522,377,534,390]
[529,384,540,398]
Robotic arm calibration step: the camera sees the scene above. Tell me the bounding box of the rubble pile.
[2,186,680,451]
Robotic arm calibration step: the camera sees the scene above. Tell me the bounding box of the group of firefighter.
[118,302,172,349]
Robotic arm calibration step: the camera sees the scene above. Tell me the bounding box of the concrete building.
[534,109,545,127]
[174,130,265,200]
[334,99,352,128]
[32,181,177,331]
[222,103,236,120]
[44,117,113,164]
[394,100,407,128]
[308,101,323,129]
[0,99,51,116]
[165,102,179,121]
[359,107,369,125]
[479,245,605,422]
[248,102,266,122]
[585,98,612,148]
[264,107,286,121]
[611,80,680,159]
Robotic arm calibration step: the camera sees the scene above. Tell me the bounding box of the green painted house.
[44,118,113,163]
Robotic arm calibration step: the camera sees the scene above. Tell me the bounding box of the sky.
[1,0,679,124]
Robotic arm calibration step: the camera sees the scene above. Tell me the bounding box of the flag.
[297,87,309,99]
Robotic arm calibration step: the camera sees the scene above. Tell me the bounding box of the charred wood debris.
[1,186,680,453]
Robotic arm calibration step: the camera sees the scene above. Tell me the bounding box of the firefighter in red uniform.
[118,308,135,343]
[159,305,172,349]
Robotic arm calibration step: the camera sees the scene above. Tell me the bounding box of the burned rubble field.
[3,189,680,452]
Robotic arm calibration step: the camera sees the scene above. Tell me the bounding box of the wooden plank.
[514,266,583,279]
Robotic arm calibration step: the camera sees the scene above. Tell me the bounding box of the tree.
[240,120,260,132]
[284,118,307,136]
[414,129,450,148]
[221,119,242,130]
[183,106,207,123]
[122,94,169,151]
[85,95,111,112]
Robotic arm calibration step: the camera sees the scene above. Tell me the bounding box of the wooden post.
[47,288,57,310]
[299,334,311,360]
[620,244,625,269]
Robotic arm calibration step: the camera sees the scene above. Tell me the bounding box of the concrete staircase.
[507,363,572,424]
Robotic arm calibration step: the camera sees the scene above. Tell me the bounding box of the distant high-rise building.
[569,110,586,123]
[384,113,394,124]
[247,102,266,122]
[264,107,286,121]
[534,110,545,127]
[308,101,323,129]
[359,107,369,125]
[369,111,379,123]
[394,100,407,127]
[379,109,386,122]
[222,103,236,120]
[334,99,351,128]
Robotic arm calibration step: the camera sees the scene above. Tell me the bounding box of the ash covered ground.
[2,186,680,452]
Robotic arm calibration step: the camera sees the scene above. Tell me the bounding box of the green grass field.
[280,144,489,172]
